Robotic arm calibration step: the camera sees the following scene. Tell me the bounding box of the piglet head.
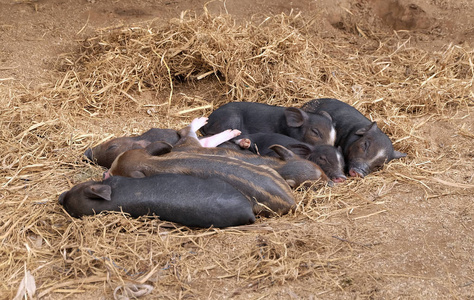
[58,181,112,218]
[308,145,346,183]
[84,137,151,169]
[107,141,172,178]
[346,122,406,177]
[285,108,336,146]
[269,144,332,187]
[285,143,347,183]
[108,148,149,178]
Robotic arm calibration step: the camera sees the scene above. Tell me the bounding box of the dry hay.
[1,8,473,299]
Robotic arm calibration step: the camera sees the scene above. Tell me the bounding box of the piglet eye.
[318,156,328,163]
[106,144,118,151]
[361,140,370,151]
[312,128,321,138]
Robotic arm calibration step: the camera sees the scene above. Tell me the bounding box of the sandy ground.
[2,0,474,86]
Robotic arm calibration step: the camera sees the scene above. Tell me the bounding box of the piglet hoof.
[229,129,241,138]
[238,138,252,149]
[190,117,209,133]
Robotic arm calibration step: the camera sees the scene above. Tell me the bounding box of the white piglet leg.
[199,129,241,147]
[189,117,209,135]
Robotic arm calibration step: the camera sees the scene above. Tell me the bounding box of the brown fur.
[109,149,296,216]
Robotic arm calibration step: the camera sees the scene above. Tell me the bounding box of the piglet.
[200,102,336,146]
[106,145,296,217]
[237,133,347,183]
[58,174,255,228]
[84,128,180,168]
[301,98,406,177]
[171,118,332,188]
[84,121,241,168]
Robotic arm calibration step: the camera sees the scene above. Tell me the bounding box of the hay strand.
[1,8,473,299]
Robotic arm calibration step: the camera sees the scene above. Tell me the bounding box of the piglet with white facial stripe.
[234,132,346,183]
[200,102,336,146]
[301,98,406,177]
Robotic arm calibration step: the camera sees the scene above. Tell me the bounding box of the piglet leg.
[200,129,242,147]
[189,117,241,147]
[234,138,252,149]
[190,117,208,132]
[187,117,209,140]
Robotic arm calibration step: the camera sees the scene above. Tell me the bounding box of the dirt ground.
[1,0,473,299]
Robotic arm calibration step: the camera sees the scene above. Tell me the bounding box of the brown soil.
[1,0,473,299]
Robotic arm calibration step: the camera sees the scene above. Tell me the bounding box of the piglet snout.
[58,191,67,205]
[349,169,364,178]
[84,148,93,161]
[103,171,111,180]
[332,175,347,183]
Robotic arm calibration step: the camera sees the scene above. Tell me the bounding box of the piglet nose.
[332,175,347,183]
[349,169,364,178]
[84,148,93,161]
[58,191,67,205]
[103,171,111,180]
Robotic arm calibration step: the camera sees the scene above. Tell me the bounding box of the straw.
[1,9,472,299]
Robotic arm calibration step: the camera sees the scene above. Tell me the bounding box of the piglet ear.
[355,122,378,135]
[392,150,407,160]
[284,107,307,128]
[319,110,332,122]
[286,179,297,188]
[145,141,173,156]
[269,144,296,160]
[130,171,146,178]
[285,143,312,158]
[131,140,150,150]
[85,185,112,201]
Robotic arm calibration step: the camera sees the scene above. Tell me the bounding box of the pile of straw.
[1,8,473,299]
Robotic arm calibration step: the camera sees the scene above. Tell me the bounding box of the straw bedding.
[1,8,473,299]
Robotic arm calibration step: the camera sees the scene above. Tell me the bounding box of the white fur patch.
[336,151,345,171]
[328,127,336,146]
[368,149,387,165]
